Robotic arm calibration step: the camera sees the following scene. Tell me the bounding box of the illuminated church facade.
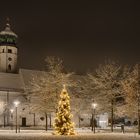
[0,21,53,127]
[0,21,108,128]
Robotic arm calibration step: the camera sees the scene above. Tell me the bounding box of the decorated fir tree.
[53,85,75,135]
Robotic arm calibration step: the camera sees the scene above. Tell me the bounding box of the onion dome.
[0,18,18,46]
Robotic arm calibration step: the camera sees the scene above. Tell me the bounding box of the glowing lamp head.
[10,109,14,113]
[14,101,20,107]
[92,103,97,109]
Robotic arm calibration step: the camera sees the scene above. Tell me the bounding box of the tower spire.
[5,17,11,30]
[0,18,18,73]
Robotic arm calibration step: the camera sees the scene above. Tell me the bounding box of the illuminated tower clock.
[0,19,18,73]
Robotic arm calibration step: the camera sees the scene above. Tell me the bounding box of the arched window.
[2,49,4,53]
[8,64,11,71]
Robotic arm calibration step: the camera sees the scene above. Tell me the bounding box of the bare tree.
[87,60,123,132]
[70,75,96,128]
[122,64,140,135]
[26,56,75,131]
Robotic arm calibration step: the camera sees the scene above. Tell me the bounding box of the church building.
[0,20,108,129]
[0,20,49,127]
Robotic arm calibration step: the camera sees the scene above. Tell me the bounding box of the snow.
[0,72,24,92]
[0,130,139,140]
[0,26,18,37]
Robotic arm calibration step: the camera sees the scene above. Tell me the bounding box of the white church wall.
[0,53,7,72]
[0,46,17,73]
[0,91,23,126]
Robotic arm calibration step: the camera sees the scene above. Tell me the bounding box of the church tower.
[0,19,18,73]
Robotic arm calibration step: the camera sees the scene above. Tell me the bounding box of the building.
[0,20,82,128]
[0,20,109,129]
[0,20,53,127]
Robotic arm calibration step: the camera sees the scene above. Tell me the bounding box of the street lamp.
[14,101,20,133]
[10,109,14,114]
[10,109,14,130]
[91,103,97,133]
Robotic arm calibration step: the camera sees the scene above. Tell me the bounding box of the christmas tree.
[53,85,75,135]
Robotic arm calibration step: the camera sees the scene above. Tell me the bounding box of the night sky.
[0,0,140,73]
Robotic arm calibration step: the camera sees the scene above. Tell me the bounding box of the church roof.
[0,72,24,92]
[0,69,47,92]
[0,68,85,93]
[19,69,84,86]
[19,69,45,86]
[0,21,17,37]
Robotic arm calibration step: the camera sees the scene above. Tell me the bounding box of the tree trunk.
[111,100,114,132]
[34,113,36,126]
[45,113,48,131]
[49,114,52,128]
[91,113,93,131]
[138,100,140,135]
[138,110,140,135]
[78,115,80,128]
[4,114,6,127]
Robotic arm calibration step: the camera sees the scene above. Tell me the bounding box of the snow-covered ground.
[0,130,139,140]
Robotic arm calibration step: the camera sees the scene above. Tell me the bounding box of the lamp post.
[91,103,97,133]
[10,109,14,130]
[14,101,20,133]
